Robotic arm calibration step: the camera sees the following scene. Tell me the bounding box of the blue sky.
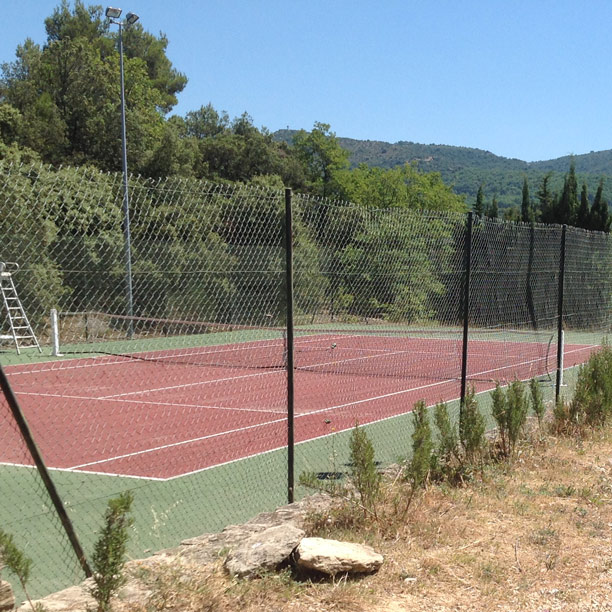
[3,0,612,162]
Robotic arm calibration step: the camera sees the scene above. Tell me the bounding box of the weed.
[90,491,134,612]
[530,377,546,428]
[553,396,573,435]
[0,528,44,611]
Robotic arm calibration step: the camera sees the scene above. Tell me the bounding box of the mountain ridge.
[273,129,612,208]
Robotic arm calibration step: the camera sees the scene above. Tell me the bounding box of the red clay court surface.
[0,334,597,480]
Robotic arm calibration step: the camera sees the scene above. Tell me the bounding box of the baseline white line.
[0,460,164,480]
[15,390,286,415]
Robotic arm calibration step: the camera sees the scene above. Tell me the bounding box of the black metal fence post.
[460,212,474,412]
[0,364,92,578]
[284,188,295,503]
[556,224,567,402]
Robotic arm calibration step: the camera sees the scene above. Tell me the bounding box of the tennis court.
[1,328,596,480]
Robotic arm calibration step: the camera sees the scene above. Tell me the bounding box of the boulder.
[16,581,95,611]
[0,580,14,612]
[295,537,383,576]
[224,524,305,578]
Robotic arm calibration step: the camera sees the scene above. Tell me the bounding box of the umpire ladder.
[0,262,42,354]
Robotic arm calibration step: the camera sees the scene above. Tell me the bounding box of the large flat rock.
[295,537,383,576]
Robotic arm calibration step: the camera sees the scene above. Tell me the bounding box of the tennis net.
[51,311,557,384]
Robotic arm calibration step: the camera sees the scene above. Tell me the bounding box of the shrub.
[348,422,381,513]
[432,401,460,480]
[0,528,45,611]
[530,378,546,428]
[571,345,612,427]
[459,386,486,463]
[90,491,134,612]
[407,400,434,491]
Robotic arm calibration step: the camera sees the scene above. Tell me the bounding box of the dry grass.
[120,428,612,612]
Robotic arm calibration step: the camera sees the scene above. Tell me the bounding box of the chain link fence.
[0,162,610,600]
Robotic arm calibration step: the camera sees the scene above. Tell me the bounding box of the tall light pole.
[106,7,138,338]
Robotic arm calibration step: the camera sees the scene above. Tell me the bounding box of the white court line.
[15,390,286,415]
[62,349,563,475]
[0,460,165,481]
[66,415,289,470]
[99,347,411,399]
[5,337,291,376]
[66,374,461,473]
[98,367,284,399]
[11,344,598,480]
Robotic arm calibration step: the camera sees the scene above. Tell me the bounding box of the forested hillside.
[274,130,612,211]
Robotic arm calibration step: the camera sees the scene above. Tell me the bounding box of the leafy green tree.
[335,163,465,212]
[1,1,184,172]
[292,122,349,198]
[503,206,520,222]
[184,103,230,139]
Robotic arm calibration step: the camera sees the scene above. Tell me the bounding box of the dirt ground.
[111,426,612,612]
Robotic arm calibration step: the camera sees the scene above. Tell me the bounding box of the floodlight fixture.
[105,6,122,19]
[125,12,139,25]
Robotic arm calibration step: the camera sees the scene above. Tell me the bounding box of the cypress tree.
[521,177,532,222]
[556,161,579,225]
[576,183,590,229]
[537,173,554,223]
[486,195,498,219]
[474,184,485,216]
[590,178,611,232]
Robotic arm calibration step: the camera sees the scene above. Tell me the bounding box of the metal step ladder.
[0,262,42,354]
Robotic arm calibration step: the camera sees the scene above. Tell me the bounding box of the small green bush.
[530,378,546,428]
[348,421,381,513]
[90,491,134,612]
[460,386,486,463]
[491,380,528,457]
[431,401,462,481]
[407,400,434,491]
[571,345,612,427]
[0,528,43,611]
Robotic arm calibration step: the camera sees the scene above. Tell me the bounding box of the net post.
[460,211,474,413]
[555,225,567,402]
[51,308,63,356]
[284,187,295,504]
[0,363,92,578]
